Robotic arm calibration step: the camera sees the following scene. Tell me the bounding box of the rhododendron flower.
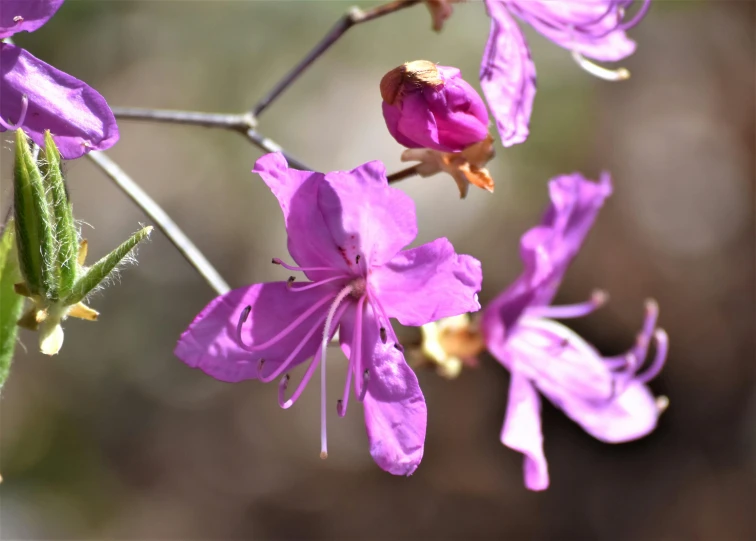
[175,152,483,475]
[0,0,118,158]
[476,0,650,147]
[381,60,490,153]
[481,172,668,491]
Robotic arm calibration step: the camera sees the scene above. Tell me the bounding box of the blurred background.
[1,1,754,539]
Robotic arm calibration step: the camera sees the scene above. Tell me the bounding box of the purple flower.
[0,0,118,158]
[381,60,490,153]
[479,0,650,147]
[481,172,668,491]
[175,152,483,475]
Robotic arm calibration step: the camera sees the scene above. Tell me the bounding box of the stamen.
[288,274,351,293]
[528,290,608,319]
[369,294,400,345]
[379,327,387,344]
[272,258,339,273]
[319,283,357,460]
[287,276,296,288]
[236,293,335,352]
[0,94,29,131]
[257,311,328,383]
[571,50,630,81]
[635,328,668,384]
[339,296,366,416]
[358,370,369,402]
[632,299,659,362]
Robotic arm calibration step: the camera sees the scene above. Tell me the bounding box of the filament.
[571,50,630,81]
[272,258,340,273]
[632,299,659,363]
[527,290,608,319]
[257,311,329,383]
[0,94,28,131]
[319,283,356,459]
[289,274,350,293]
[236,292,335,352]
[338,296,366,417]
[635,329,668,384]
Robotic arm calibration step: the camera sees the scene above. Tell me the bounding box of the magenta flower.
[175,152,483,475]
[381,60,490,153]
[479,0,650,147]
[481,172,668,491]
[0,0,118,158]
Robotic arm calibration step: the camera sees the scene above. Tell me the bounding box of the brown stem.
[387,164,420,183]
[251,0,421,117]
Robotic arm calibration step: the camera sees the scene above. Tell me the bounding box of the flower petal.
[340,307,427,475]
[175,282,337,383]
[318,161,418,267]
[0,0,64,39]
[482,172,612,339]
[501,373,549,491]
[0,44,119,159]
[253,152,351,279]
[370,238,482,327]
[506,0,637,62]
[557,381,662,443]
[480,1,536,147]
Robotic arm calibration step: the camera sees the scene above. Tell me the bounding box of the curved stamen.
[289,274,350,293]
[528,290,608,319]
[236,293,335,352]
[616,0,651,31]
[635,328,668,384]
[320,283,356,459]
[339,296,366,417]
[258,311,329,383]
[571,49,630,81]
[272,258,340,274]
[0,94,29,131]
[632,299,659,362]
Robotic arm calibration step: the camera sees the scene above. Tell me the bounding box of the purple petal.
[481,172,612,340]
[175,282,337,383]
[0,44,119,159]
[480,1,536,147]
[507,0,637,62]
[556,381,662,443]
[382,101,426,149]
[318,161,417,267]
[253,152,352,279]
[500,373,549,491]
[339,307,426,476]
[370,238,482,327]
[0,0,64,39]
[384,93,442,150]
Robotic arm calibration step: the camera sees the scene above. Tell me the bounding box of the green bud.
[13,129,56,298]
[40,131,79,300]
[64,226,153,306]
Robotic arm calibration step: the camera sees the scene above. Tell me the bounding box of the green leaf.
[0,221,25,391]
[41,131,79,299]
[64,226,153,306]
[13,129,57,299]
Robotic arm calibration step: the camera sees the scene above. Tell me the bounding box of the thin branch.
[251,0,422,117]
[87,151,231,296]
[112,106,312,171]
[387,164,420,183]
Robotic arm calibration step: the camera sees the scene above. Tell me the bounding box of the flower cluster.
[3,0,666,490]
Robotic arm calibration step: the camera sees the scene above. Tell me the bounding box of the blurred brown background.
[1,1,754,539]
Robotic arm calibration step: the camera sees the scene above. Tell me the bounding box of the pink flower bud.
[380,60,490,153]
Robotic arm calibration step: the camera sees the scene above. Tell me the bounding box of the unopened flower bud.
[415,314,483,379]
[381,61,490,153]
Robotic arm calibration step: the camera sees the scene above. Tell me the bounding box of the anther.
[355,254,361,264]
[394,342,404,352]
[240,306,251,323]
[358,370,369,402]
[336,399,344,417]
[320,451,328,460]
[287,276,296,288]
[380,327,387,344]
[272,258,282,265]
[656,395,670,413]
[257,358,265,374]
[13,15,24,23]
